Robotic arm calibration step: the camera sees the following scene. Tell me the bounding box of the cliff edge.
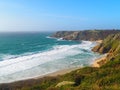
[92,33,120,66]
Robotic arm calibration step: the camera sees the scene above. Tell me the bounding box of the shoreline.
[0,40,105,84]
[1,57,105,84]
[34,67,81,79]
[1,56,104,84]
[0,67,82,84]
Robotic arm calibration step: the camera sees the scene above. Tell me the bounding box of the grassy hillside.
[0,33,120,90]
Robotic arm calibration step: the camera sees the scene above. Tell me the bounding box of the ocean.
[0,32,100,83]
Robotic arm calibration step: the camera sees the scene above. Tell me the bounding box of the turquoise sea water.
[0,32,100,83]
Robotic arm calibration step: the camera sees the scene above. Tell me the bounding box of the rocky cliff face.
[52,30,120,41]
[92,33,120,64]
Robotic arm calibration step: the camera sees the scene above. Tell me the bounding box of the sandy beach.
[35,67,81,79]
[35,55,107,79]
[92,56,107,67]
[48,55,106,75]
[35,56,106,80]
[43,54,107,78]
[95,40,103,43]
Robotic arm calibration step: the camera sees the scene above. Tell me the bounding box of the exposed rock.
[56,81,75,87]
[92,33,120,54]
[92,33,120,66]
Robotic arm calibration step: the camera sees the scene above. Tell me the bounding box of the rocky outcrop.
[92,33,120,64]
[92,33,120,53]
[52,30,120,41]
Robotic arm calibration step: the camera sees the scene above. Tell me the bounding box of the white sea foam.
[0,41,99,83]
[0,54,16,61]
[56,38,64,41]
[46,36,55,39]
[46,36,64,41]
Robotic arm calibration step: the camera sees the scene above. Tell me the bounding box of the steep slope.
[92,33,120,63]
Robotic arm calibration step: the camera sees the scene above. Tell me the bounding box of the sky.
[0,0,120,32]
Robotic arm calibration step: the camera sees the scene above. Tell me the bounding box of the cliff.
[92,33,120,53]
[52,30,120,41]
[92,33,120,66]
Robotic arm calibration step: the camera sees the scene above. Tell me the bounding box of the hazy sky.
[0,0,120,32]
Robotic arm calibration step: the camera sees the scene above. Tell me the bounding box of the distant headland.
[52,30,120,41]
